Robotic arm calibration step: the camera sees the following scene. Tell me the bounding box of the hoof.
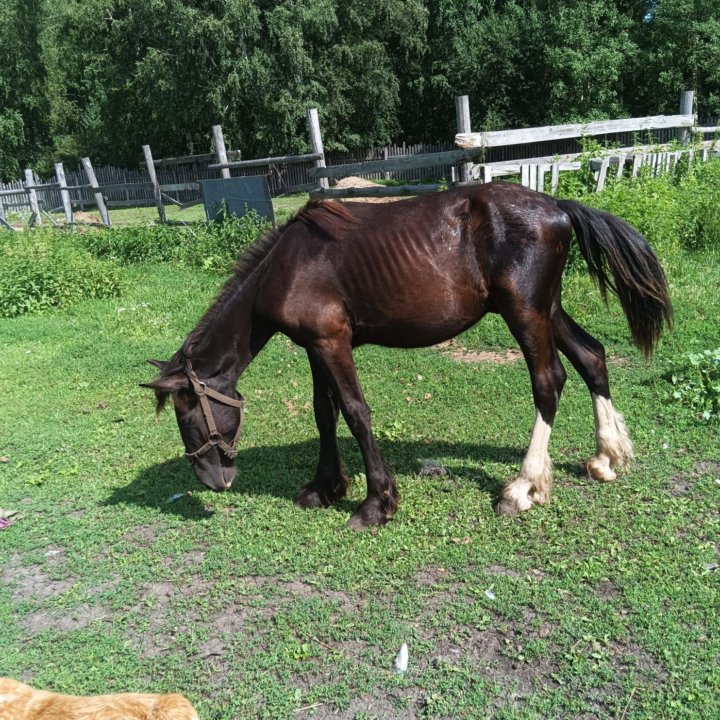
[495,496,533,516]
[496,478,534,516]
[587,456,617,483]
[294,485,328,508]
[294,473,350,508]
[347,497,391,530]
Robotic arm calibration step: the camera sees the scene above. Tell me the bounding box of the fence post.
[595,157,610,192]
[0,197,13,230]
[455,95,473,183]
[54,163,73,225]
[142,145,167,223]
[306,108,329,191]
[521,165,529,187]
[679,90,695,145]
[24,169,42,226]
[550,163,560,195]
[212,125,231,179]
[81,157,111,227]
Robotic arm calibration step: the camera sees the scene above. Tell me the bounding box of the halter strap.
[184,360,244,462]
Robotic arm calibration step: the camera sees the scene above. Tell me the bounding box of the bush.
[79,211,270,272]
[179,211,270,272]
[80,223,185,265]
[0,230,123,318]
[560,155,720,273]
[675,159,720,251]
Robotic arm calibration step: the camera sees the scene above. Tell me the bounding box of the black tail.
[557,199,672,356]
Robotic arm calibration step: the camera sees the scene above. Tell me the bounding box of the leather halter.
[184,360,244,462]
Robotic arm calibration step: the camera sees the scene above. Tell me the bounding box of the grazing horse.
[142,182,671,529]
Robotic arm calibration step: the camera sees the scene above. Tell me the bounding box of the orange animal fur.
[0,678,199,720]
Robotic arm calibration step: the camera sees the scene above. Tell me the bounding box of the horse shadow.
[104,437,583,520]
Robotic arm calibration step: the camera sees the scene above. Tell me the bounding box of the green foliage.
[3,0,720,173]
[669,348,720,421]
[180,212,271,272]
[0,230,123,317]
[674,158,720,251]
[79,211,269,272]
[79,223,187,265]
[0,110,25,180]
[560,155,720,271]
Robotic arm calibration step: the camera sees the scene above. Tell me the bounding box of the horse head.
[141,358,244,492]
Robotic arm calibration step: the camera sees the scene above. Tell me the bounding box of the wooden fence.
[2,91,719,228]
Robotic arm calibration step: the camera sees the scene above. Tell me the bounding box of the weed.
[669,348,720,421]
[0,230,123,317]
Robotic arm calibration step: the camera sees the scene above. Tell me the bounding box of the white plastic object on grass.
[485,589,496,601]
[394,643,409,674]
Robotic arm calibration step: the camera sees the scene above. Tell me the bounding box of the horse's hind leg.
[551,306,633,481]
[496,308,567,516]
[294,353,350,508]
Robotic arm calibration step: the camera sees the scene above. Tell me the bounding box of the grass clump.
[669,348,720,421]
[80,211,270,272]
[0,230,123,318]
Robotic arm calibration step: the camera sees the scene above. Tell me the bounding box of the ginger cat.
[0,678,199,720]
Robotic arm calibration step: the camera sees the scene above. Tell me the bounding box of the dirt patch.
[435,340,522,365]
[416,566,450,587]
[126,579,206,658]
[695,460,720,477]
[298,692,417,720]
[160,549,207,570]
[2,555,74,602]
[86,575,122,597]
[271,579,364,615]
[23,603,108,636]
[485,564,521,578]
[73,210,103,225]
[333,176,403,203]
[596,579,621,601]
[452,348,522,364]
[121,525,157,547]
[431,625,558,703]
[669,472,693,496]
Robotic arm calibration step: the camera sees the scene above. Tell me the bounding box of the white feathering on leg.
[588,394,634,481]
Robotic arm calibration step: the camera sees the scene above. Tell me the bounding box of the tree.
[630,0,720,116]
[0,0,51,178]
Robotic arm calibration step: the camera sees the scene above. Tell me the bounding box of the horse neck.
[187,274,272,383]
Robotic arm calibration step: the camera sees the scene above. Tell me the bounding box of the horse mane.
[294,198,359,240]
[150,200,358,387]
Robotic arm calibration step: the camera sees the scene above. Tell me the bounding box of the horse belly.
[349,270,487,348]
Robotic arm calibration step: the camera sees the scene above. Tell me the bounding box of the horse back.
[255,185,570,348]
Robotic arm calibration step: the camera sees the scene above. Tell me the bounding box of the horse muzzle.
[188,450,237,491]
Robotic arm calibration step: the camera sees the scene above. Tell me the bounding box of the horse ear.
[139,374,189,393]
[147,358,169,370]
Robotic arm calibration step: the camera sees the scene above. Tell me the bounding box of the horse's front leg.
[294,353,350,508]
[308,337,399,529]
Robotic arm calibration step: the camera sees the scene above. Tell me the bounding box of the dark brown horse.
[142,182,671,528]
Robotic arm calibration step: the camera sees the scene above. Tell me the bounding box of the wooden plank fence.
[2,92,719,227]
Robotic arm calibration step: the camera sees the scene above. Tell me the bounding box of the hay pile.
[333,176,402,203]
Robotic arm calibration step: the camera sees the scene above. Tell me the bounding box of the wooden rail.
[456,115,695,149]
[209,152,322,170]
[310,184,440,200]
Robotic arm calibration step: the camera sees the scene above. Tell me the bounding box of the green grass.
[1,247,719,719]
